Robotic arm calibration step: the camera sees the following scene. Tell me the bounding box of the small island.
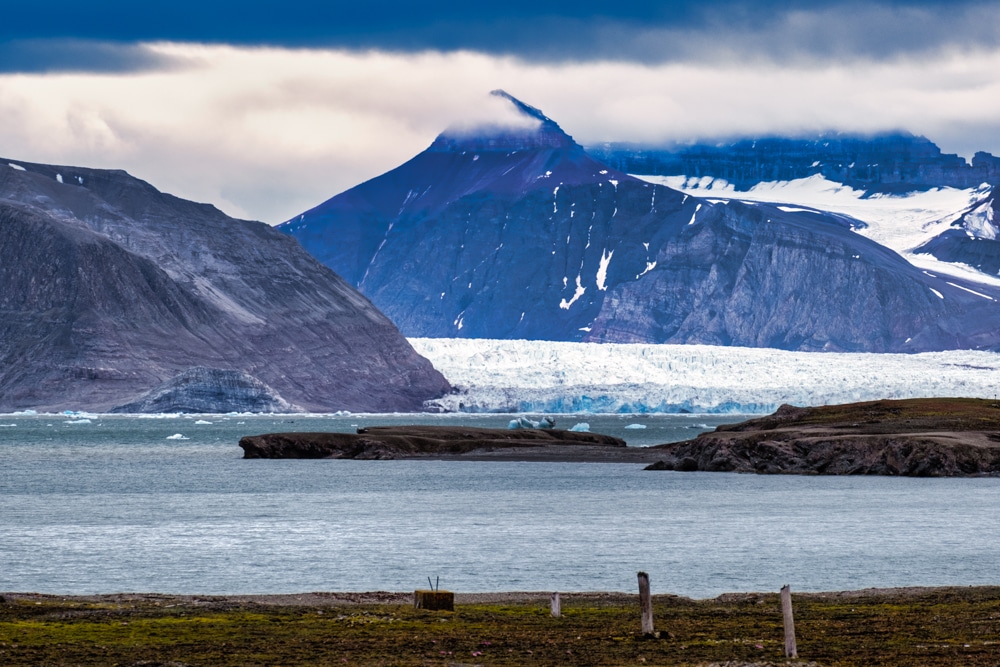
[646,397,1000,476]
[239,425,665,463]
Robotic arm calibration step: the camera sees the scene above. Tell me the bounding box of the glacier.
[411,338,1000,414]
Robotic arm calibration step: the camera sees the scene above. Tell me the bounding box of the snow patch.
[8,163,26,171]
[930,288,944,299]
[688,204,702,226]
[596,249,613,291]
[637,261,657,279]
[559,275,586,310]
[946,282,994,300]
[56,173,63,184]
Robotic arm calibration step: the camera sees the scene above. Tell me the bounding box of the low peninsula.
[646,397,1000,476]
[239,425,666,463]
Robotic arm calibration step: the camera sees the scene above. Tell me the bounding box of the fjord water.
[2,414,999,598]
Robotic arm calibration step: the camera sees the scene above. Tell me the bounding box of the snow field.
[638,174,1000,287]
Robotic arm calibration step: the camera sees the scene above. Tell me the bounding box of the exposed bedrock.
[239,425,627,460]
[646,399,1000,476]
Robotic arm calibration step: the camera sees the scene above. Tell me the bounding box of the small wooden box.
[414,590,454,611]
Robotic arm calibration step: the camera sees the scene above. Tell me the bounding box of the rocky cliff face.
[588,134,1000,192]
[111,367,296,413]
[0,159,450,413]
[280,93,1000,352]
[916,196,1000,276]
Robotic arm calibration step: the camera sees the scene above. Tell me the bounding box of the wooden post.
[550,592,561,618]
[638,571,654,635]
[781,584,798,658]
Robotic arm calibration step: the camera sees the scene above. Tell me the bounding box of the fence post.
[550,592,561,618]
[781,584,798,658]
[638,571,654,635]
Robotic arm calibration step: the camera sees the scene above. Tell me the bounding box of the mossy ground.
[2,587,999,665]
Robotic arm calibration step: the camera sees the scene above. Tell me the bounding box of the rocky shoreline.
[239,425,666,463]
[645,398,1000,476]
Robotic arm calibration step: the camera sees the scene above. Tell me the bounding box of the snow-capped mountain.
[588,134,1000,193]
[0,158,449,413]
[282,92,1000,353]
[642,174,999,286]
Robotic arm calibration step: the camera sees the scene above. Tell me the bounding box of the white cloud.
[1,42,998,223]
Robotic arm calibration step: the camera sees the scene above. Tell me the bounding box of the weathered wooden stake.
[550,592,561,618]
[638,571,654,635]
[781,584,798,658]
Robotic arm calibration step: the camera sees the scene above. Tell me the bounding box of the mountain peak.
[431,90,577,152]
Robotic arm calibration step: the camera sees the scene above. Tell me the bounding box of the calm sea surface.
[2,413,999,598]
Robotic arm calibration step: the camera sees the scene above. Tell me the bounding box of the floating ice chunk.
[0,423,16,427]
[599,170,608,175]
[508,416,556,430]
[624,423,647,430]
[166,433,189,440]
[569,422,591,432]
[194,420,213,425]
[13,409,37,415]
[8,163,25,171]
[64,419,92,424]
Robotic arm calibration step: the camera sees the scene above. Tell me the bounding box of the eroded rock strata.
[646,398,1000,476]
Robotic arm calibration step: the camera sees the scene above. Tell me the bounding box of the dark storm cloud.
[1,0,998,72]
[0,40,178,74]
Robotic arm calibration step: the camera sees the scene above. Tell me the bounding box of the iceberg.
[507,416,556,430]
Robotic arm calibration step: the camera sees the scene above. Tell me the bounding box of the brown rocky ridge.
[645,397,1000,476]
[239,425,667,463]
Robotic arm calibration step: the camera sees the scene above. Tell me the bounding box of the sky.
[1,0,999,223]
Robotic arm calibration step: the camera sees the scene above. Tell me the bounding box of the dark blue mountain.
[0,158,449,413]
[280,92,1000,353]
[588,135,1000,193]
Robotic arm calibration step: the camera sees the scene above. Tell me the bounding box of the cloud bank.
[1,42,998,222]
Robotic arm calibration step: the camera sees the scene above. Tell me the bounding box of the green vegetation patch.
[2,588,999,666]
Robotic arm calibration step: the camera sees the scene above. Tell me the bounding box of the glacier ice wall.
[412,338,1000,414]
